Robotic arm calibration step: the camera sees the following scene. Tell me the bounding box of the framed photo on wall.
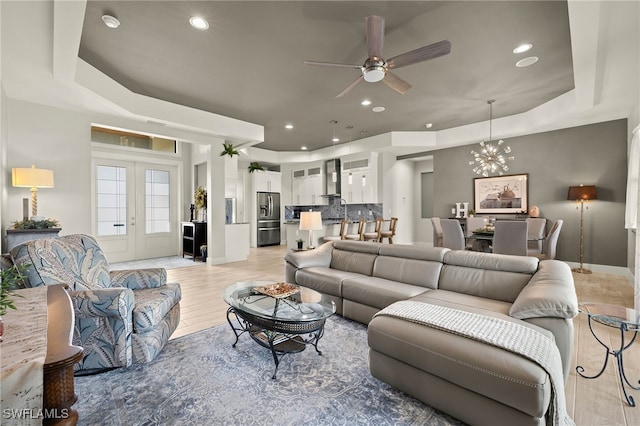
[473,173,529,214]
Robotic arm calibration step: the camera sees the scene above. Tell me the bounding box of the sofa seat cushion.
[132,282,182,333]
[368,310,552,418]
[342,276,431,310]
[295,267,363,297]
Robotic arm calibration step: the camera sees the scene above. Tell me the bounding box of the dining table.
[465,228,543,253]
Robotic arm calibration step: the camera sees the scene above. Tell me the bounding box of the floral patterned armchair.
[9,234,181,374]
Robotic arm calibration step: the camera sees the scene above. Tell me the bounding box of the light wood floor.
[166,246,639,425]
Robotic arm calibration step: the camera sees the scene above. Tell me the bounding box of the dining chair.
[323,219,349,242]
[532,220,563,260]
[431,217,443,247]
[344,218,366,241]
[526,218,547,255]
[492,221,528,256]
[379,217,398,244]
[440,219,465,250]
[362,218,384,242]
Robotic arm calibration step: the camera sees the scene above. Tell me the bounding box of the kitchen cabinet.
[252,170,281,193]
[291,167,322,205]
[342,169,375,203]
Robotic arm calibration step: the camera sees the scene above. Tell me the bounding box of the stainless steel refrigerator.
[257,191,281,247]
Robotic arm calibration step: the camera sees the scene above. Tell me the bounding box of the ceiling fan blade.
[387,40,451,69]
[304,60,362,70]
[336,75,365,98]
[366,15,384,58]
[382,71,412,95]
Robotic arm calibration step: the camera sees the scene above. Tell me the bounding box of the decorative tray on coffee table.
[253,282,300,299]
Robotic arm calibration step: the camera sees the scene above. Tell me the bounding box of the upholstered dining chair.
[363,218,384,242]
[323,219,349,242]
[526,218,547,255]
[532,220,563,260]
[431,217,443,247]
[344,218,366,241]
[492,221,528,256]
[379,217,398,244]
[440,219,465,250]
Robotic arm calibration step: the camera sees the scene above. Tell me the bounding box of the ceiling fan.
[305,15,451,98]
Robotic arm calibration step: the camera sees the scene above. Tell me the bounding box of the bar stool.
[363,218,383,242]
[323,219,349,242]
[344,218,366,241]
[379,217,398,244]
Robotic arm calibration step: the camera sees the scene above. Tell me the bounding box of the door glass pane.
[146,169,171,234]
[97,165,127,236]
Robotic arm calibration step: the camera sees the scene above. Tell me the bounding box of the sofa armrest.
[509,260,578,320]
[109,268,167,290]
[284,242,334,283]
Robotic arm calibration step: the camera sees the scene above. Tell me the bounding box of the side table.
[576,302,640,406]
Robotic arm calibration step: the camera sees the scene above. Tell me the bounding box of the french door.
[92,158,179,262]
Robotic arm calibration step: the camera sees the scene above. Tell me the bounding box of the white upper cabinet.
[342,158,376,203]
[252,170,281,193]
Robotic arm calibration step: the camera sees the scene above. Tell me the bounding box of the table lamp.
[567,184,597,274]
[299,211,323,249]
[12,165,54,219]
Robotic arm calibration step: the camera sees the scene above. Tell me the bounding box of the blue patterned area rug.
[74,316,466,425]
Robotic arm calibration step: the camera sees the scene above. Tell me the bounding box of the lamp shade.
[299,211,323,231]
[12,165,54,188]
[567,185,597,201]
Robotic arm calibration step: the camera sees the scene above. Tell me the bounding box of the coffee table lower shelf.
[226,307,326,379]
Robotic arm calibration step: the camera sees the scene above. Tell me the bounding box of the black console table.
[181,221,207,261]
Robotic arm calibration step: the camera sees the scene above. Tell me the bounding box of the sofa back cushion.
[439,251,539,303]
[330,241,380,276]
[373,245,448,288]
[11,234,111,291]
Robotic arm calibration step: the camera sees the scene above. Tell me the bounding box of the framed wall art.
[473,173,528,214]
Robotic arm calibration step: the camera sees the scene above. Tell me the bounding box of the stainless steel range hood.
[323,158,341,196]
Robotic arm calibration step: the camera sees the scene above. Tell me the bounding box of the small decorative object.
[0,263,28,341]
[200,244,207,261]
[220,142,239,158]
[248,162,264,173]
[468,100,514,177]
[296,239,304,250]
[529,205,540,218]
[11,218,60,229]
[254,282,300,299]
[194,187,207,221]
[189,204,195,221]
[468,209,476,218]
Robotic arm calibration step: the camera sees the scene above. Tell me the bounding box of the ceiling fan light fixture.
[101,14,120,29]
[363,66,385,83]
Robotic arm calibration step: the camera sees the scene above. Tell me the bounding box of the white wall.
[380,153,414,244]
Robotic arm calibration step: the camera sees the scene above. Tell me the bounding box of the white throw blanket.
[374,301,575,426]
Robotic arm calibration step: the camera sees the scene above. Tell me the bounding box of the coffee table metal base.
[226,307,326,379]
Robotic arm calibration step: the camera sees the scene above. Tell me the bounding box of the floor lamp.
[568,185,597,274]
[299,211,323,249]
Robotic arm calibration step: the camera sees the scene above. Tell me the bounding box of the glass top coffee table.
[223,280,336,379]
[576,302,640,406]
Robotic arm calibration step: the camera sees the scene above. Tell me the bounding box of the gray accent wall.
[432,119,628,266]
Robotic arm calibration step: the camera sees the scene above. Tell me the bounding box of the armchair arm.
[109,268,167,290]
[68,287,134,369]
[509,260,578,320]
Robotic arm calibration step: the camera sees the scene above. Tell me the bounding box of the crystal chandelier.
[469,100,514,177]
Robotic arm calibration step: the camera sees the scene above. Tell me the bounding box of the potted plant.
[11,218,60,229]
[200,244,207,261]
[467,209,475,218]
[194,186,207,221]
[248,162,264,173]
[0,263,28,341]
[220,142,239,158]
[296,238,304,250]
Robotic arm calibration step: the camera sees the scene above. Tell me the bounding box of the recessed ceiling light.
[301,146,307,150]
[516,56,539,68]
[513,43,533,54]
[332,137,340,142]
[285,124,293,129]
[425,123,433,129]
[189,16,209,30]
[101,14,120,29]
[372,106,386,113]
[361,99,372,106]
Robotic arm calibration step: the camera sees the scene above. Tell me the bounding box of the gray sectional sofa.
[284,240,578,426]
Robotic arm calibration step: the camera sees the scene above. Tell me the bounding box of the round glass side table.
[576,302,640,407]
